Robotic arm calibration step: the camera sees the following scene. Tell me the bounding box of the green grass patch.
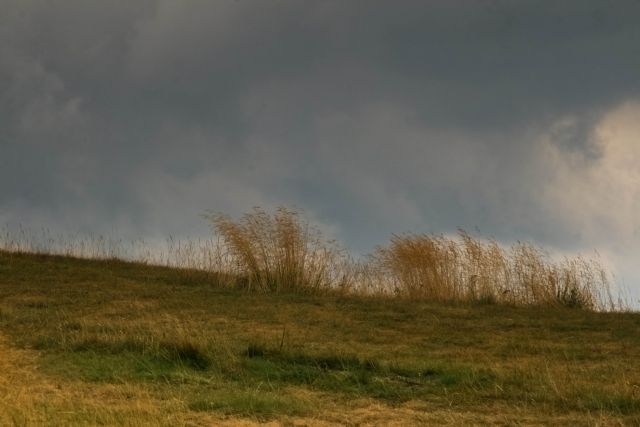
[41,352,180,383]
[237,343,497,402]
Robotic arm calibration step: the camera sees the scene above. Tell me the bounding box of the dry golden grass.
[372,230,616,309]
[204,207,618,309]
[205,207,352,294]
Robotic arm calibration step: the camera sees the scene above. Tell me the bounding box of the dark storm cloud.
[2,0,640,286]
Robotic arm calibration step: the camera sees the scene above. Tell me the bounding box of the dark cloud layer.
[2,1,640,291]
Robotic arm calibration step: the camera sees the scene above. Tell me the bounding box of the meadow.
[0,208,637,425]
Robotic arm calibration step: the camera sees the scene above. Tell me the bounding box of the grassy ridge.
[2,207,618,309]
[0,250,639,425]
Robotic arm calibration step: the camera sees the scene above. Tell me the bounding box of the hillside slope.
[0,251,639,425]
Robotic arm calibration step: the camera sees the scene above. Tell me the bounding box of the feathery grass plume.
[372,230,615,309]
[204,206,350,293]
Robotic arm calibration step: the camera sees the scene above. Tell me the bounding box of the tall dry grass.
[204,207,352,293]
[372,230,615,310]
[0,208,622,310]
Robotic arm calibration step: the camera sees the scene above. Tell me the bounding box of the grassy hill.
[0,250,639,426]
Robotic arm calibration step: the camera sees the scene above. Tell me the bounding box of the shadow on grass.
[239,343,496,402]
[35,337,211,381]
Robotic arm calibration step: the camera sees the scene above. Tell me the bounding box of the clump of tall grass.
[372,230,615,310]
[204,207,352,293]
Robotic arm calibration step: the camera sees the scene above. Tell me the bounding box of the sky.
[2,1,640,300]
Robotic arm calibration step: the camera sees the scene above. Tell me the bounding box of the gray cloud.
[2,1,640,295]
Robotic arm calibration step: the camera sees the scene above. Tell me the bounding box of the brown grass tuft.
[204,207,351,294]
[372,230,615,309]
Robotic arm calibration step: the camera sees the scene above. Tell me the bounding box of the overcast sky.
[2,1,640,297]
